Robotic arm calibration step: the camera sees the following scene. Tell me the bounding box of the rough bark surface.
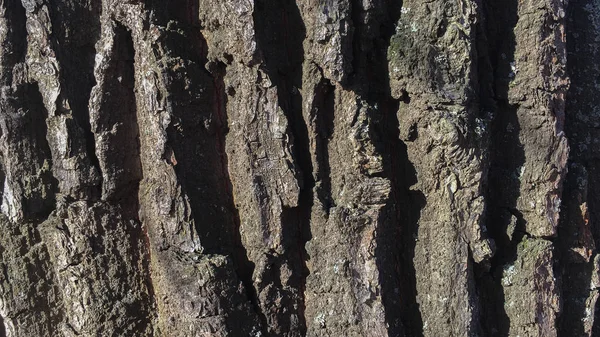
[0,0,596,336]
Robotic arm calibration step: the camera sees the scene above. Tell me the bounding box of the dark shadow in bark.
[557,164,594,336]
[0,0,57,220]
[589,164,600,336]
[253,0,310,334]
[0,315,5,337]
[146,1,267,332]
[150,0,239,255]
[96,23,153,332]
[21,83,57,220]
[345,0,426,335]
[0,0,27,85]
[0,82,57,220]
[559,1,600,334]
[311,76,335,213]
[476,0,524,336]
[97,22,143,218]
[207,60,271,336]
[48,0,103,185]
[381,103,426,337]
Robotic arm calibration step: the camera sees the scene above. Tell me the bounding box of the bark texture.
[0,0,596,336]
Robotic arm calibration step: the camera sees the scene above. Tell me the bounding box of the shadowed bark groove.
[559,1,600,336]
[48,0,103,181]
[254,0,310,334]
[389,0,492,335]
[0,2,61,335]
[476,0,522,334]
[145,5,262,321]
[0,1,56,222]
[478,0,567,336]
[90,22,141,208]
[348,0,407,334]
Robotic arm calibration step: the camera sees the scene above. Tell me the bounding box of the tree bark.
[0,0,595,336]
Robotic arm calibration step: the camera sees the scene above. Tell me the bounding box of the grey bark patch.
[0,0,595,335]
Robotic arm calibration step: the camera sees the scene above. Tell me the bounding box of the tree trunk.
[0,0,595,336]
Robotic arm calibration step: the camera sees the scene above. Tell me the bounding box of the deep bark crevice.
[311,73,335,214]
[476,0,523,335]
[254,0,310,334]
[147,0,268,331]
[346,0,422,335]
[0,0,58,221]
[48,1,103,186]
[156,0,237,254]
[374,2,427,335]
[211,60,269,334]
[393,137,426,337]
[22,82,57,220]
[0,0,27,85]
[558,1,600,335]
[108,23,142,216]
[98,23,154,332]
[0,315,5,337]
[0,81,58,221]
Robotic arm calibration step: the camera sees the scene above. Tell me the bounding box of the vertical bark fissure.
[0,314,5,337]
[477,0,529,333]
[254,0,311,334]
[158,0,238,254]
[0,0,26,86]
[558,1,600,335]
[48,0,103,182]
[0,1,56,222]
[42,18,155,334]
[95,21,142,207]
[310,68,335,214]
[477,0,538,333]
[140,1,266,334]
[349,0,410,334]
[0,2,63,336]
[478,0,567,335]
[210,59,268,332]
[112,23,154,333]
